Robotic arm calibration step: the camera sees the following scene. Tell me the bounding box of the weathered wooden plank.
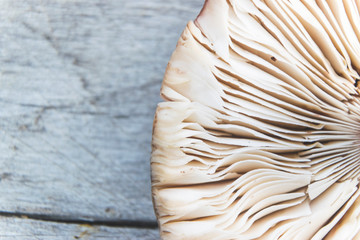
[0,0,204,222]
[0,216,159,239]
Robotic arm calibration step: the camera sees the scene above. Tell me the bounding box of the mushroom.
[151,0,360,239]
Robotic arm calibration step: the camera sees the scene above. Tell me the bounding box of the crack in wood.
[0,211,158,229]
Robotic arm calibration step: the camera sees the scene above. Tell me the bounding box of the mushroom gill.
[151,0,360,239]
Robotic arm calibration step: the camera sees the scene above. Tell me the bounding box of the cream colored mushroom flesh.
[151,0,360,239]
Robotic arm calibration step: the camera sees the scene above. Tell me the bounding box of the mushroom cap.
[151,0,360,239]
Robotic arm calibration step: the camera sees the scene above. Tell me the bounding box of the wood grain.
[0,216,159,240]
[0,0,204,235]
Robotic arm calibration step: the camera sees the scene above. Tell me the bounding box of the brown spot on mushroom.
[355,79,359,88]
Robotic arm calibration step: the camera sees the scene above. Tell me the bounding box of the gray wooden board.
[0,0,204,228]
[0,216,159,240]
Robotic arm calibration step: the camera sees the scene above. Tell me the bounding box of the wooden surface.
[0,0,203,238]
[0,217,159,240]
